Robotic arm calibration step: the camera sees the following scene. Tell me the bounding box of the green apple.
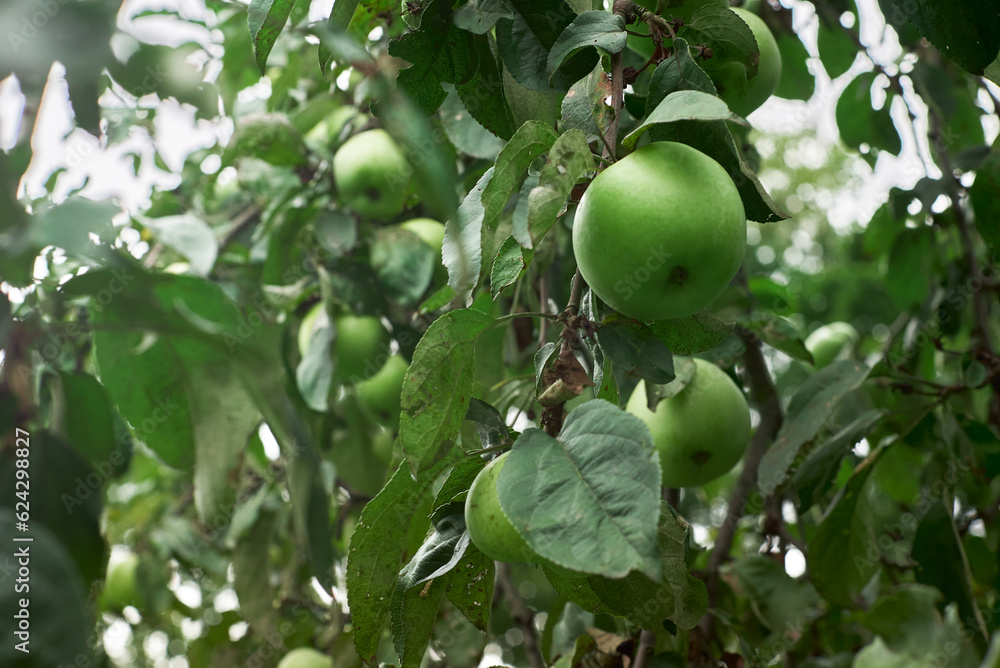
[100,552,140,611]
[356,354,409,429]
[400,217,445,253]
[333,129,411,220]
[626,358,751,488]
[711,7,782,117]
[572,141,746,321]
[276,647,333,668]
[465,453,537,564]
[333,314,391,383]
[805,321,859,368]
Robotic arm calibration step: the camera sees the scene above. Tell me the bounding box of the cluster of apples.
[462,2,863,574]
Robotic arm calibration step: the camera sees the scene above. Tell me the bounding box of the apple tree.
[0,0,999,666]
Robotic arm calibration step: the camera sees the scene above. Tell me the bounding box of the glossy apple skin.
[465,453,536,564]
[100,553,140,611]
[713,7,783,117]
[276,647,333,668]
[626,358,751,488]
[356,354,409,429]
[572,141,746,321]
[333,129,410,220]
[806,321,859,368]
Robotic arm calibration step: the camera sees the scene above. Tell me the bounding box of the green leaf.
[490,235,534,299]
[817,24,858,79]
[646,311,734,356]
[222,113,308,167]
[0,511,93,667]
[319,0,363,71]
[969,148,1000,256]
[444,168,493,304]
[726,556,819,633]
[140,214,219,277]
[589,503,707,630]
[233,510,278,637]
[883,0,1000,75]
[543,566,617,615]
[29,197,118,262]
[596,317,675,385]
[347,458,454,663]
[456,35,517,140]
[455,0,515,34]
[481,121,560,232]
[0,433,106,588]
[519,129,594,248]
[886,227,933,310]
[498,400,662,579]
[248,0,297,75]
[400,309,495,473]
[547,11,627,83]
[442,87,506,159]
[623,90,748,151]
[645,38,717,116]
[912,496,989,651]
[740,312,812,362]
[807,448,883,609]
[496,0,599,92]
[681,5,760,81]
[561,66,615,143]
[463,398,511,452]
[789,409,886,512]
[445,542,495,631]
[836,72,902,155]
[54,372,129,477]
[388,0,477,115]
[373,227,436,305]
[391,568,451,668]
[774,34,815,101]
[296,312,334,412]
[758,360,871,493]
[551,634,598,668]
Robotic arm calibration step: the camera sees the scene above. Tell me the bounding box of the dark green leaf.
[0,511,93,667]
[491,235,533,299]
[726,556,819,633]
[348,458,455,663]
[391,569,451,668]
[646,311,734,356]
[886,227,933,310]
[758,360,871,493]
[740,312,813,362]
[233,511,278,637]
[373,227,436,305]
[807,448,883,609]
[969,148,1000,255]
[680,5,760,80]
[561,66,615,143]
[883,0,1000,74]
[912,497,989,651]
[444,168,494,303]
[248,0,297,74]
[547,11,627,83]
[455,0,515,34]
[400,309,495,473]
[836,72,901,155]
[817,24,858,79]
[55,372,128,477]
[481,121,560,231]
[446,542,495,631]
[498,400,662,579]
[774,34,815,100]
[389,0,477,115]
[519,129,594,247]
[596,317,675,385]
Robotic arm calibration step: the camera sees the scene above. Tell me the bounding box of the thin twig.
[633,629,657,668]
[698,325,784,643]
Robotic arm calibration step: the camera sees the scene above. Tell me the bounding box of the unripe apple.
[400,217,447,282]
[626,358,751,488]
[805,321,859,368]
[465,452,535,564]
[333,314,391,383]
[333,129,411,220]
[276,647,333,668]
[356,354,409,429]
[711,7,783,117]
[573,141,746,321]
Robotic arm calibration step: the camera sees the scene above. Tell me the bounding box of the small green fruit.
[400,217,445,253]
[805,321,859,368]
[276,647,333,668]
[333,129,411,220]
[465,453,536,564]
[356,354,409,429]
[626,358,751,488]
[334,314,391,383]
[712,7,783,117]
[573,141,746,321]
